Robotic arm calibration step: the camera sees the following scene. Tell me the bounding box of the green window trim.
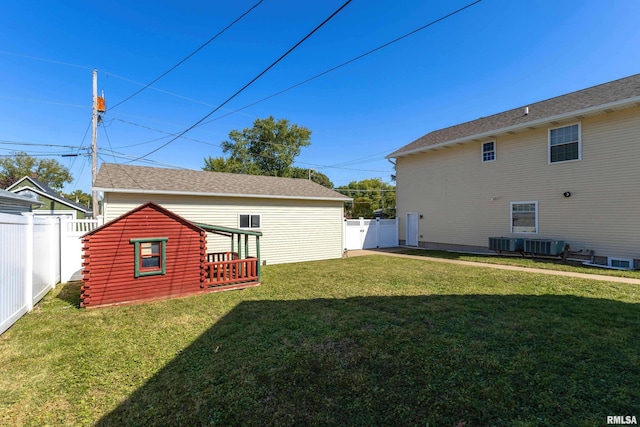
[130,237,168,278]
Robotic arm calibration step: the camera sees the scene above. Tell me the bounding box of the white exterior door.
[406,213,419,247]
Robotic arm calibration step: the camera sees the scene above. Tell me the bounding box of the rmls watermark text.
[607,415,637,425]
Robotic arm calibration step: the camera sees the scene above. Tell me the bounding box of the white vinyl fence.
[344,217,398,250]
[0,214,101,335]
[60,218,100,283]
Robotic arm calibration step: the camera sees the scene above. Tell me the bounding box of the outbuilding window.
[239,214,261,229]
[130,238,168,277]
[549,123,580,163]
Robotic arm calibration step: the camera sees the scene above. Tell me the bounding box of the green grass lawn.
[396,248,640,279]
[1,255,639,426]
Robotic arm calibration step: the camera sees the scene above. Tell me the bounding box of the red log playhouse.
[81,202,261,308]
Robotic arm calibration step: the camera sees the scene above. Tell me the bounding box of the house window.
[511,202,538,234]
[130,238,168,277]
[549,123,580,163]
[482,141,496,162]
[239,214,261,229]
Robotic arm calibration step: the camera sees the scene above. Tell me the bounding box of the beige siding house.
[388,73,640,267]
[94,164,350,265]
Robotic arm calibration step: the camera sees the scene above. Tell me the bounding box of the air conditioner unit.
[488,237,524,252]
[524,239,565,256]
[608,257,634,270]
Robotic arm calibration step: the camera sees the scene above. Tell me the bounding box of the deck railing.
[205,256,258,286]
[207,251,239,263]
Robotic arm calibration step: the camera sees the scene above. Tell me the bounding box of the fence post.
[395,218,399,246]
[60,216,67,283]
[24,214,34,312]
[50,217,58,288]
[343,218,346,252]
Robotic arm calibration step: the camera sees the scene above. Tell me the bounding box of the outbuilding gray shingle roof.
[388,73,640,158]
[94,163,351,201]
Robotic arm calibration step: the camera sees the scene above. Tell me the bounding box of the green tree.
[0,152,72,191]
[62,189,92,208]
[203,116,312,178]
[337,178,396,218]
[352,196,373,218]
[202,156,261,175]
[286,167,333,189]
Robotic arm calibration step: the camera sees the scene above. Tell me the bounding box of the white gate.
[406,212,419,247]
[344,218,398,250]
[60,218,101,282]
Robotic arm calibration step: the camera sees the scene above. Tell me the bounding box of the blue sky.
[1,0,639,193]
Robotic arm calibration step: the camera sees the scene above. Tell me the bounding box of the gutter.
[93,187,352,202]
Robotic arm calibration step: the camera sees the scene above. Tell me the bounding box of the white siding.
[396,106,640,259]
[103,193,345,265]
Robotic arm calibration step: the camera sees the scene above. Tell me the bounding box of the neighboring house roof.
[93,163,352,202]
[388,73,640,158]
[7,176,92,213]
[0,188,43,207]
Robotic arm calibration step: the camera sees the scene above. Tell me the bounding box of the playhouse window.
[130,238,168,277]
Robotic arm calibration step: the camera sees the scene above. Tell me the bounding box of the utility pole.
[91,69,99,218]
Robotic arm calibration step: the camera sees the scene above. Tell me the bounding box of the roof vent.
[524,106,529,115]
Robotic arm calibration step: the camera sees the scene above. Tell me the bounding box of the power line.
[335,187,396,192]
[98,149,189,169]
[100,121,118,163]
[199,0,483,128]
[111,117,221,147]
[109,0,264,111]
[0,140,84,149]
[0,149,81,157]
[127,0,353,163]
[0,50,94,71]
[296,161,390,173]
[68,117,93,178]
[108,116,390,172]
[0,95,88,109]
[0,51,252,119]
[109,115,393,173]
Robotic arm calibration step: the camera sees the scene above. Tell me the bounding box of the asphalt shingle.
[94,163,351,201]
[389,73,640,158]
